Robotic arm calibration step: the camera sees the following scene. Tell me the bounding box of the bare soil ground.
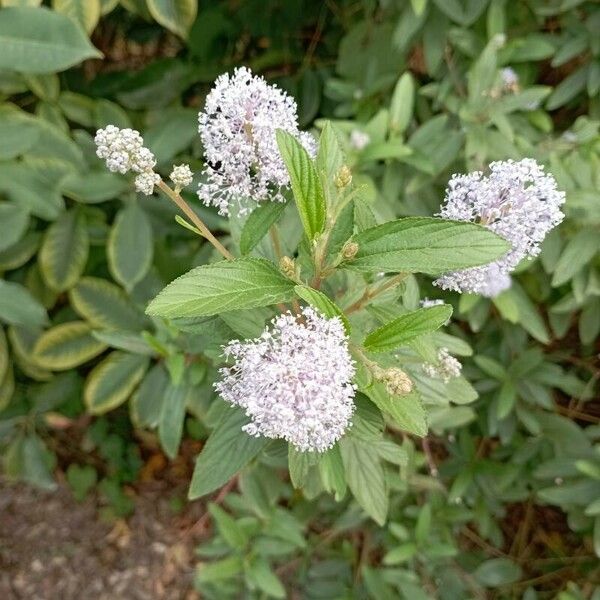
[0,480,204,600]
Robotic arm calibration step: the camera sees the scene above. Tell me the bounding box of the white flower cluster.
[95,125,160,195]
[501,67,519,91]
[349,129,370,151]
[423,348,462,383]
[197,67,316,216]
[169,164,193,189]
[215,307,356,453]
[434,159,565,296]
[420,298,445,308]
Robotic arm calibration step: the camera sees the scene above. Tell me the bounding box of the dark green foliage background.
[0,0,599,597]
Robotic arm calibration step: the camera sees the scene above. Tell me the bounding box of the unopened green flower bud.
[279,256,296,279]
[334,165,352,189]
[342,241,359,260]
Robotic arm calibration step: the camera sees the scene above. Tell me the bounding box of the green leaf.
[0,362,15,411]
[389,72,415,133]
[146,0,198,38]
[188,406,268,499]
[108,201,153,291]
[0,327,8,385]
[276,129,325,241]
[69,277,147,331]
[147,258,296,319]
[364,305,452,352]
[84,351,149,415]
[0,7,101,73]
[6,434,56,491]
[552,229,600,286]
[239,201,287,255]
[316,121,344,207]
[33,321,106,370]
[0,109,41,160]
[294,285,350,332]
[473,558,522,587]
[246,556,286,599]
[365,385,428,436]
[158,383,187,459]
[196,556,243,584]
[288,446,319,489]
[0,203,29,253]
[144,108,198,164]
[340,436,388,525]
[52,0,101,34]
[318,445,347,500]
[62,171,129,204]
[344,217,510,274]
[0,280,48,327]
[39,209,89,292]
[66,464,97,501]
[130,363,169,428]
[208,503,248,549]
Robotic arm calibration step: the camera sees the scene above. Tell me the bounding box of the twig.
[186,476,238,537]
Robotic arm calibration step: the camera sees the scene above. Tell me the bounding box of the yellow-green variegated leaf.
[0,327,8,384]
[100,0,119,15]
[1,1,43,8]
[147,0,197,38]
[84,351,149,414]
[0,361,15,411]
[7,325,53,381]
[39,209,88,292]
[69,277,147,331]
[33,321,107,371]
[52,0,101,34]
[108,201,153,291]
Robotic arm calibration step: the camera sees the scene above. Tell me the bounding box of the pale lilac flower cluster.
[434,159,565,296]
[349,129,371,151]
[500,67,519,91]
[215,307,356,452]
[169,164,193,189]
[197,67,316,216]
[423,348,462,383]
[94,125,160,195]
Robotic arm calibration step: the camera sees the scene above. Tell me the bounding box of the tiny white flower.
[169,164,194,189]
[349,129,370,151]
[501,67,519,90]
[423,348,462,383]
[434,159,565,296]
[420,298,445,308]
[215,307,356,452]
[197,67,316,216]
[134,171,161,196]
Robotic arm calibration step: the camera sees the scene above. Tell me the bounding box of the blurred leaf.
[158,383,188,459]
[52,0,101,34]
[147,0,198,38]
[473,558,522,587]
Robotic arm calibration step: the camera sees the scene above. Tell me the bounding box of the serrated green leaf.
[33,321,106,370]
[344,217,510,274]
[188,406,268,499]
[108,201,153,291]
[294,285,350,332]
[147,258,296,319]
[365,385,428,436]
[39,209,88,292]
[288,445,319,489]
[364,305,452,352]
[239,201,287,255]
[84,351,149,414]
[340,436,388,525]
[0,6,101,73]
[69,277,147,331]
[276,129,325,241]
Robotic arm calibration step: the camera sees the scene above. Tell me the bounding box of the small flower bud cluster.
[279,256,297,280]
[422,348,462,383]
[197,67,316,216]
[500,67,519,92]
[334,165,352,189]
[215,307,356,453]
[373,365,413,396]
[169,164,193,189]
[434,159,565,296]
[341,241,359,260]
[94,125,160,196]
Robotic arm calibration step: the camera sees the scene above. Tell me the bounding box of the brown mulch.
[0,480,205,600]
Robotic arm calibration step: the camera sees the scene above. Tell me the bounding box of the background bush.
[0,0,599,597]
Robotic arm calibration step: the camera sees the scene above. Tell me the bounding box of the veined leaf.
[0,7,101,73]
[343,217,510,274]
[108,201,153,291]
[294,285,350,333]
[365,385,428,437]
[364,305,452,352]
[239,201,287,255]
[0,109,41,160]
[33,321,106,370]
[276,129,325,241]
[0,203,29,253]
[188,406,268,499]
[147,258,296,319]
[340,436,388,525]
[84,351,149,414]
[39,209,88,292]
[69,277,147,331]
